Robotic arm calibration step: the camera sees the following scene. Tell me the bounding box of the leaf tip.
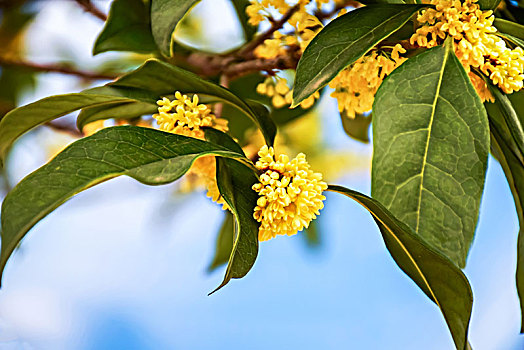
[208,278,230,296]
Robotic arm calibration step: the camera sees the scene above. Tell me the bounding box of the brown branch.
[237,4,301,58]
[74,0,107,22]
[0,56,118,80]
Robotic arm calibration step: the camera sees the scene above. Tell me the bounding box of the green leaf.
[230,0,257,42]
[372,40,490,268]
[494,18,524,42]
[77,101,158,129]
[292,4,428,106]
[487,87,524,162]
[302,219,321,248]
[0,93,135,163]
[207,212,235,272]
[203,128,259,293]
[485,92,524,331]
[151,0,200,56]
[0,126,249,284]
[327,185,472,350]
[340,112,372,143]
[110,59,276,146]
[478,0,501,10]
[93,0,157,55]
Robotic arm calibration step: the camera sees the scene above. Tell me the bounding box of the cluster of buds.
[153,92,229,209]
[411,0,524,98]
[256,76,319,109]
[252,146,328,241]
[329,44,407,118]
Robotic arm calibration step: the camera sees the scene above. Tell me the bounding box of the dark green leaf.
[110,59,276,146]
[151,0,200,56]
[327,185,472,350]
[230,0,257,42]
[204,128,259,293]
[0,126,249,284]
[478,0,501,10]
[485,92,524,331]
[0,93,135,163]
[487,86,524,163]
[340,112,372,143]
[372,40,489,268]
[292,4,428,106]
[494,18,524,42]
[93,0,157,55]
[207,212,235,272]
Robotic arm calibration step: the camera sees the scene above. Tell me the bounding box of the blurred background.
[0,1,523,349]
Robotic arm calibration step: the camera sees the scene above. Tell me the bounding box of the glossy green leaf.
[478,0,501,10]
[0,126,249,284]
[485,92,524,331]
[372,40,489,267]
[203,128,259,293]
[207,212,235,272]
[292,4,428,106]
[110,59,276,146]
[0,93,134,163]
[230,0,257,42]
[494,18,524,41]
[327,185,472,350]
[93,0,157,55]
[340,112,372,143]
[151,0,200,56]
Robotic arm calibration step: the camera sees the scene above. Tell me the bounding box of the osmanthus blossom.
[252,145,328,241]
[411,0,524,99]
[153,91,229,208]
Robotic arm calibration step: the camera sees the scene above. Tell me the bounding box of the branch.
[0,57,118,81]
[237,4,301,58]
[74,0,107,22]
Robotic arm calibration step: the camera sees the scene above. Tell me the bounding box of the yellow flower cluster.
[153,91,229,209]
[252,145,328,241]
[248,0,345,60]
[410,0,524,97]
[329,44,407,118]
[256,76,319,109]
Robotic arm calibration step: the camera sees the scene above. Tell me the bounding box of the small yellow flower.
[153,91,229,209]
[329,46,406,118]
[410,0,523,97]
[252,145,328,241]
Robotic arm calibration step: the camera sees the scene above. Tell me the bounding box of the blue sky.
[0,1,523,349]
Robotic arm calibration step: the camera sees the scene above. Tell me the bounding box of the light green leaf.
[340,112,372,143]
[207,212,235,272]
[0,126,249,284]
[110,59,276,146]
[151,0,200,56]
[327,185,472,350]
[230,0,257,42]
[372,40,490,268]
[93,0,157,55]
[203,128,259,293]
[292,4,428,106]
[0,94,134,163]
[77,101,158,129]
